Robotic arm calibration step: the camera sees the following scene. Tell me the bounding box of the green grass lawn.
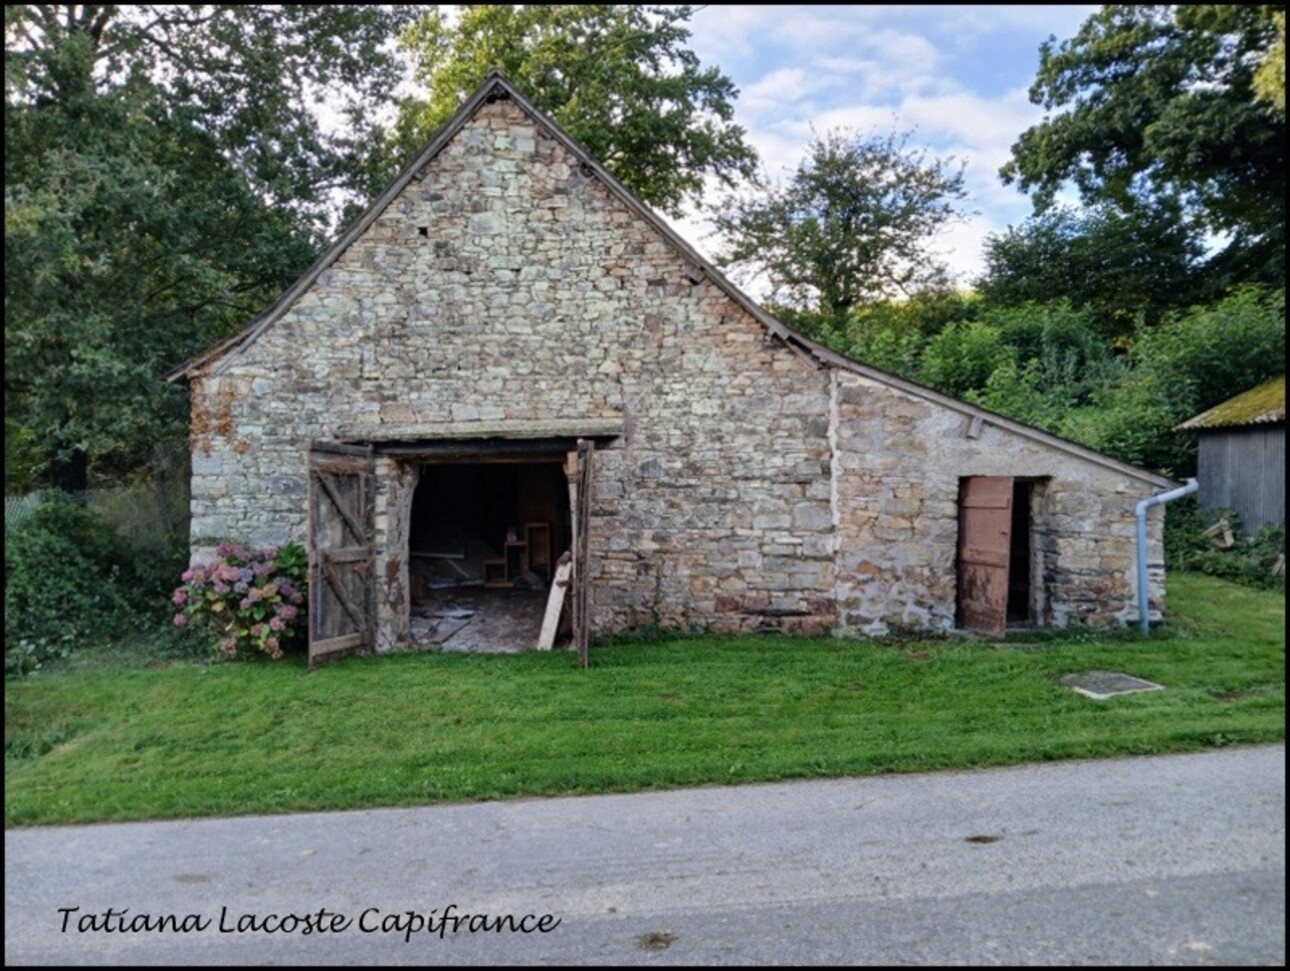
[5,573,1284,826]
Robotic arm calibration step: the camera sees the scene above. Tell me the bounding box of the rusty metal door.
[572,439,594,668]
[307,442,375,666]
[957,476,1014,635]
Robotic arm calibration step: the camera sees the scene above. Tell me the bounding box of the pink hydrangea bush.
[171,543,307,660]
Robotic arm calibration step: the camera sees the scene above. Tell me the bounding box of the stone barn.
[171,72,1177,664]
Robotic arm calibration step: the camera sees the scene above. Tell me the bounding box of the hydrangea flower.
[175,541,306,662]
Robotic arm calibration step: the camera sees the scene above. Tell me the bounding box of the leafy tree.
[843,323,927,380]
[839,292,981,378]
[965,302,1125,433]
[1060,373,1183,472]
[714,129,968,333]
[6,5,418,229]
[1255,9,1285,116]
[395,4,757,217]
[986,302,1110,377]
[5,5,416,491]
[1002,5,1286,287]
[1065,286,1285,474]
[1129,285,1286,423]
[979,199,1205,336]
[919,321,1015,399]
[5,83,316,490]
[4,418,44,495]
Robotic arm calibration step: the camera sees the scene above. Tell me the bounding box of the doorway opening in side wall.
[957,476,1047,635]
[1007,479,1034,626]
[408,458,571,651]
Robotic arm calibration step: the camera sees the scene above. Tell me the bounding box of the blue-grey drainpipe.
[1135,478,1199,634]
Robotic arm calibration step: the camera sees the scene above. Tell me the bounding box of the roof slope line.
[168,71,1175,489]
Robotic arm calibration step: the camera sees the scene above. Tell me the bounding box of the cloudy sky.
[672,4,1099,289]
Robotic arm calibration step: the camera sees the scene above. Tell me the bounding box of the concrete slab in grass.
[1060,671,1165,700]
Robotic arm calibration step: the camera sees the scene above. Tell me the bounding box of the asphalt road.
[5,745,1284,965]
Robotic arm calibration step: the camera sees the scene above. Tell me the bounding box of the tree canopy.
[6,5,417,228]
[1255,9,1286,116]
[1001,4,1286,288]
[978,198,1206,336]
[713,129,968,333]
[393,4,758,217]
[5,5,416,490]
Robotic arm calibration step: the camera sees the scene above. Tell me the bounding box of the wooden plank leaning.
[536,552,573,651]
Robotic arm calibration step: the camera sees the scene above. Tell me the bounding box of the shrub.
[5,634,75,679]
[172,542,308,660]
[1060,373,1185,473]
[1132,286,1285,421]
[1065,287,1285,476]
[4,495,139,652]
[1165,498,1286,592]
[920,320,1017,398]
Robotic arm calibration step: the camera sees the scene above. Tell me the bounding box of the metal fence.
[5,483,189,556]
[4,492,43,528]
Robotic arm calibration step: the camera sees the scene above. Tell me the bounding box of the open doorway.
[1007,479,1033,626]
[407,459,571,650]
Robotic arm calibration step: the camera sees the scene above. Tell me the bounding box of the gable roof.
[168,71,1174,490]
[1176,375,1285,431]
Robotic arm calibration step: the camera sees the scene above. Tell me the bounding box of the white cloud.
[683,6,1081,284]
[935,4,1099,40]
[740,67,835,116]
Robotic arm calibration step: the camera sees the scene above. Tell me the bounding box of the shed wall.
[1197,425,1286,531]
[831,372,1164,631]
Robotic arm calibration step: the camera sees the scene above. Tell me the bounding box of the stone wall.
[830,371,1165,632]
[188,95,837,646]
[187,93,1167,648]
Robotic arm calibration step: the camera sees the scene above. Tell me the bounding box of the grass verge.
[5,573,1284,826]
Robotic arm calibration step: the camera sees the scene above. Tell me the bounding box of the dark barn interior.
[406,460,571,649]
[1007,480,1033,625]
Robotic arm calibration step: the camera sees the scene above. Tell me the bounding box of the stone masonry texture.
[830,372,1163,632]
[187,93,1165,650]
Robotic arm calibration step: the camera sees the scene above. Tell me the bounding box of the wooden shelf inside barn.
[524,522,552,577]
[482,540,532,589]
[482,558,508,588]
[505,539,529,579]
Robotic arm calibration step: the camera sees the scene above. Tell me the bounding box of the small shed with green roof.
[1177,376,1285,531]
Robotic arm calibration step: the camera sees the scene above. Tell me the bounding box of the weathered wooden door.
[307,442,375,666]
[572,439,594,668]
[957,476,1014,635]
